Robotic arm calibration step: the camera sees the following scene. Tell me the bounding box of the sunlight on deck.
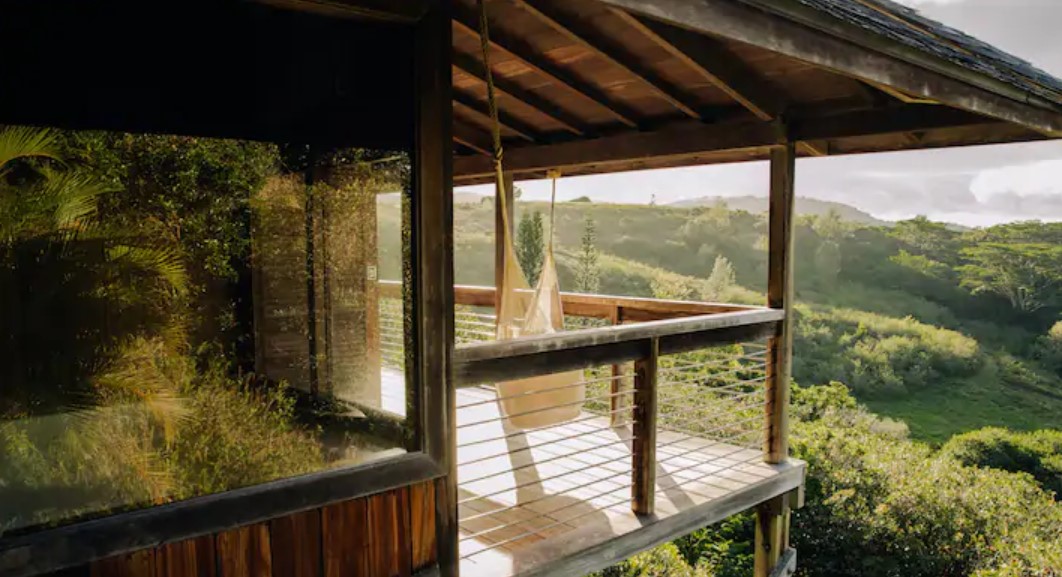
[453,386,791,577]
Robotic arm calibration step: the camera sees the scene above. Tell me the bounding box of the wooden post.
[765,142,795,463]
[610,306,629,427]
[414,3,457,576]
[757,142,796,577]
[632,337,659,515]
[755,494,790,576]
[494,172,514,319]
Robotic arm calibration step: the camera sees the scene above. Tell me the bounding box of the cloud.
[970,159,1062,202]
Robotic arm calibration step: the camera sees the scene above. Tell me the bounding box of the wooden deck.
[453,386,805,577]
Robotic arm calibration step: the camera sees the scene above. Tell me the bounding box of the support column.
[632,337,659,516]
[494,172,514,319]
[765,143,795,463]
[414,3,457,576]
[756,142,796,577]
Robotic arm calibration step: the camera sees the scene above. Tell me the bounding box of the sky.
[458,0,1062,227]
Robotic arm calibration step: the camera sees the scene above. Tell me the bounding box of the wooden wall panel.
[90,550,154,577]
[367,488,412,577]
[322,498,369,577]
[79,484,436,577]
[217,525,272,577]
[269,510,321,577]
[409,481,437,572]
[156,536,217,577]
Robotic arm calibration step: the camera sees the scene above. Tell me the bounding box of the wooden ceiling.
[450,0,1062,184]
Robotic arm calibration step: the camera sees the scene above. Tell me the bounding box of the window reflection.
[0,128,412,536]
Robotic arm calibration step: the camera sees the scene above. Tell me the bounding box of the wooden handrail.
[454,308,783,386]
[378,280,759,321]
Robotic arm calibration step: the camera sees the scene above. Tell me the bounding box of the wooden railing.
[447,286,781,513]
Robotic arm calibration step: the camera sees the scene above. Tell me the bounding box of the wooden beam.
[632,338,659,516]
[452,5,640,128]
[454,105,990,181]
[798,141,829,157]
[614,11,784,121]
[452,88,537,142]
[511,0,704,119]
[414,5,458,577]
[755,495,792,577]
[454,309,783,385]
[452,119,494,157]
[600,0,1062,136]
[765,143,795,464]
[510,460,805,577]
[758,144,796,577]
[452,52,588,137]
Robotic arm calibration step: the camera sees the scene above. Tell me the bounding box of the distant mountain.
[669,195,888,226]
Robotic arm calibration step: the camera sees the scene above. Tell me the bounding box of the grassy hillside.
[431,199,1062,443]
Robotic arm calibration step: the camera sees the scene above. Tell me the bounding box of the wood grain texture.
[322,499,369,577]
[765,144,795,464]
[90,550,154,577]
[216,525,271,577]
[155,536,217,577]
[632,338,659,516]
[367,489,412,577]
[269,510,321,577]
[409,482,437,571]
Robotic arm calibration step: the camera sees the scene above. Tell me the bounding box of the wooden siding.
[44,482,437,577]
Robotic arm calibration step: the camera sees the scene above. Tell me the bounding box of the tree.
[890,216,958,262]
[957,242,1062,312]
[575,215,600,294]
[703,255,736,301]
[516,211,545,285]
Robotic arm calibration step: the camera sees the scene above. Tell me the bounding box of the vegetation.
[516,210,546,285]
[448,198,1062,440]
[0,127,401,535]
[592,384,1062,577]
[443,196,1062,576]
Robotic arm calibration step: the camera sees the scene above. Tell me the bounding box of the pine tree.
[515,211,545,285]
[704,255,737,300]
[576,215,601,294]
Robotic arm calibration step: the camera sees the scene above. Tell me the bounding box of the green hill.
[419,199,1062,443]
[669,195,888,226]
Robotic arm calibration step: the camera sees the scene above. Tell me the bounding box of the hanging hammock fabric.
[477,1,584,429]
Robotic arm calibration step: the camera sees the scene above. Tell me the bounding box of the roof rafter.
[610,9,783,122]
[452,89,538,142]
[611,10,831,157]
[511,0,705,120]
[452,118,495,157]
[452,51,587,137]
[452,5,640,128]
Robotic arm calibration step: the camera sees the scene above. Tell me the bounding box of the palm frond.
[106,244,190,296]
[0,126,59,178]
[37,166,114,231]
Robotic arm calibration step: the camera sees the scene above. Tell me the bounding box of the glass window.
[0,129,414,536]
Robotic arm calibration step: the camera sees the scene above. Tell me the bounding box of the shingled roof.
[750,0,1062,108]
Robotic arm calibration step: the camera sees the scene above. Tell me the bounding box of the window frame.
[0,2,453,575]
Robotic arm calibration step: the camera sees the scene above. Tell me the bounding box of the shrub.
[940,428,1062,498]
[791,391,1062,577]
[793,306,982,397]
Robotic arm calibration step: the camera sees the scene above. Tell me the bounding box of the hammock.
[477,1,584,429]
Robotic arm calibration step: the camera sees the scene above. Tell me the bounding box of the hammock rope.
[475,0,585,430]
